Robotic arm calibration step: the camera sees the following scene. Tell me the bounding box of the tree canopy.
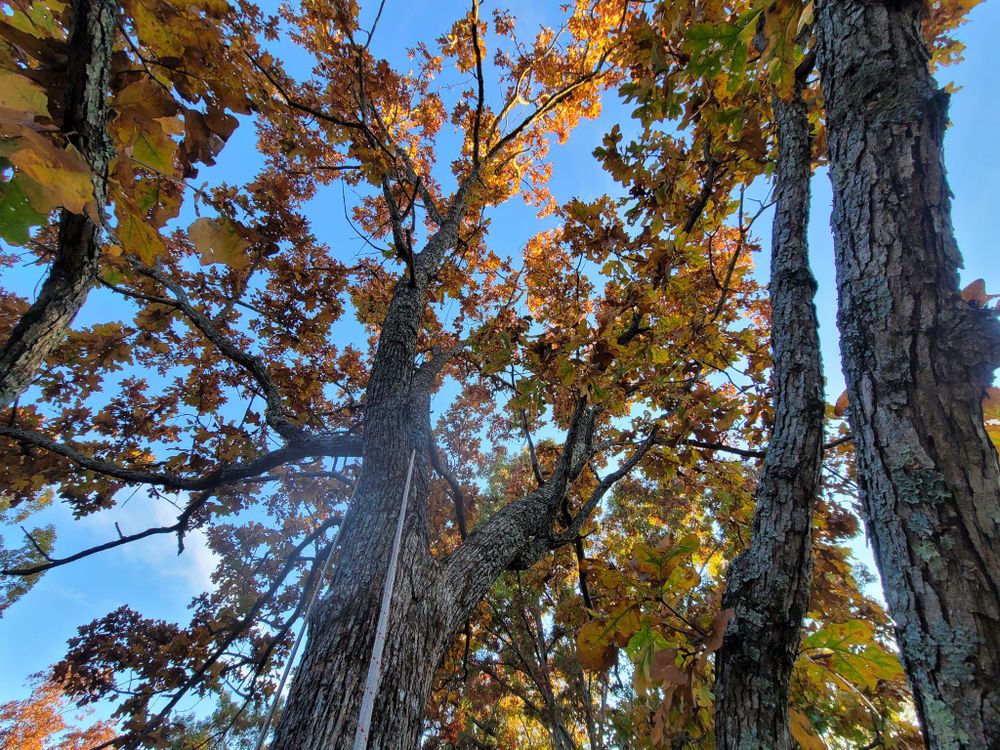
[0,0,997,748]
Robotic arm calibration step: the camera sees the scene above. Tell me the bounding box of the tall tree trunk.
[0,0,114,406]
[271,204,598,748]
[714,80,825,750]
[815,2,1000,747]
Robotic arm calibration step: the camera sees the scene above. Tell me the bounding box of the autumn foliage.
[0,0,996,748]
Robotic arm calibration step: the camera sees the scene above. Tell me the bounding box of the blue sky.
[2,0,998,719]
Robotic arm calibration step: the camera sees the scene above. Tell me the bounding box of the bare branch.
[470,0,486,172]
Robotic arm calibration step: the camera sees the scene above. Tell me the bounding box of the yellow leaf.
[576,620,617,671]
[189,216,250,269]
[0,72,50,119]
[116,201,166,263]
[790,709,827,750]
[7,130,93,215]
[796,1,814,36]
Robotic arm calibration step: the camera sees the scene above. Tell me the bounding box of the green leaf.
[802,620,904,690]
[131,123,176,175]
[117,202,166,263]
[0,174,48,244]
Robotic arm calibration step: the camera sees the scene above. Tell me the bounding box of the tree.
[4,0,696,746]
[0,1,995,749]
[0,677,115,750]
[814,1,1000,747]
[714,45,824,750]
[0,0,114,407]
[600,3,827,746]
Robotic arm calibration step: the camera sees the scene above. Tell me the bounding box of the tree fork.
[0,0,115,406]
[815,0,1000,746]
[714,78,825,750]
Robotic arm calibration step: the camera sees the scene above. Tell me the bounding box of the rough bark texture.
[0,0,114,406]
[270,195,598,749]
[815,2,1000,747]
[714,84,825,750]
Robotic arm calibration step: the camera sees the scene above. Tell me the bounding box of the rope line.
[353,449,416,750]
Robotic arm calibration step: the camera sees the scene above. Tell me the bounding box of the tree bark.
[0,0,114,407]
[815,2,1000,747]
[270,193,599,749]
[714,81,825,750]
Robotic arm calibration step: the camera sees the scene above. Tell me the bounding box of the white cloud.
[78,490,219,594]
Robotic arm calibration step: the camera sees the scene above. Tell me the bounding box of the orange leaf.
[961,278,1000,306]
[833,389,850,418]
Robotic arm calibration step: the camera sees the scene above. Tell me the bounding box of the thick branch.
[0,424,362,490]
[442,400,600,618]
[0,0,116,406]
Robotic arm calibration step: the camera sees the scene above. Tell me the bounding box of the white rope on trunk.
[353,448,416,750]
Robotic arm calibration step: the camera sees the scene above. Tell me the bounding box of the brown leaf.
[189,216,250,269]
[650,648,688,685]
[702,607,734,654]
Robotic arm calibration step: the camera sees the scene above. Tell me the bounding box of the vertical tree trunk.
[715,81,825,750]
[0,0,114,406]
[270,200,598,748]
[270,270,451,750]
[815,2,1000,747]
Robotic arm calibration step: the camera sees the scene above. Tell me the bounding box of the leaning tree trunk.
[714,80,825,750]
[815,2,1000,747]
[0,0,114,406]
[271,205,597,748]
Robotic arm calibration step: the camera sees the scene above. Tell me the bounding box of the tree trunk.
[714,81,825,750]
[0,0,114,406]
[270,262,451,750]
[815,2,1000,747]
[271,200,598,748]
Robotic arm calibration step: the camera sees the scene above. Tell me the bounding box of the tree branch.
[428,434,467,539]
[0,424,363,491]
[136,261,303,442]
[470,0,486,173]
[0,0,116,406]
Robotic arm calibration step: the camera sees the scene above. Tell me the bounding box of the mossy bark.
[815,1,1000,746]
